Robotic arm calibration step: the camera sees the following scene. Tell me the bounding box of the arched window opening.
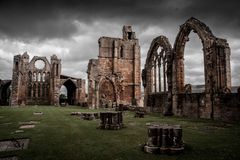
[52,63,55,73]
[33,73,36,81]
[184,32,205,93]
[61,80,77,105]
[33,84,36,97]
[28,85,32,97]
[42,73,46,82]
[120,46,124,58]
[46,84,49,96]
[127,32,132,40]
[28,72,32,82]
[42,83,45,97]
[150,46,168,93]
[38,83,41,97]
[15,62,19,70]
[56,64,59,76]
[38,72,41,82]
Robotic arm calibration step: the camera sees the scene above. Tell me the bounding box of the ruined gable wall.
[87,26,141,108]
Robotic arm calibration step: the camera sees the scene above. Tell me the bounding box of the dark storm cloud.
[0,0,240,85]
[0,0,79,40]
[0,0,239,40]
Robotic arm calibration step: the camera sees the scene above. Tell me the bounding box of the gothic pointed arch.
[173,17,231,94]
[172,17,231,118]
[142,35,173,114]
[143,35,172,93]
[62,79,77,105]
[98,78,116,108]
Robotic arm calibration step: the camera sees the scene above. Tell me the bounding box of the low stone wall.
[214,93,240,121]
[175,93,240,121]
[146,93,168,113]
[176,93,205,118]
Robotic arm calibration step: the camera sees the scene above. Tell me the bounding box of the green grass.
[0,106,240,160]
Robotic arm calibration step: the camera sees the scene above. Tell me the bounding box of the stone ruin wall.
[143,17,240,121]
[87,26,141,108]
[10,52,86,106]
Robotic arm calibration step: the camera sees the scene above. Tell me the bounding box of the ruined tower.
[87,26,141,108]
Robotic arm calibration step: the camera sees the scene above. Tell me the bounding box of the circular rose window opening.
[35,60,45,69]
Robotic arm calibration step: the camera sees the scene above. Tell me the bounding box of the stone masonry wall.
[87,26,141,108]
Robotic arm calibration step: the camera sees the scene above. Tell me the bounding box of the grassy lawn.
[0,106,240,160]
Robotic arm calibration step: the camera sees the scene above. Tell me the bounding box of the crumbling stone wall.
[172,17,231,119]
[11,52,61,106]
[10,52,86,106]
[87,26,141,108]
[142,36,173,115]
[143,17,240,121]
[213,93,240,121]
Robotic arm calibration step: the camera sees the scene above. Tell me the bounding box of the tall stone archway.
[142,36,173,114]
[62,79,77,105]
[173,17,231,94]
[172,17,231,118]
[98,78,116,108]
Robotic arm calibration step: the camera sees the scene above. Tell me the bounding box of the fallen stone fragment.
[0,138,29,152]
[12,130,24,134]
[33,112,43,115]
[19,125,35,129]
[19,121,40,125]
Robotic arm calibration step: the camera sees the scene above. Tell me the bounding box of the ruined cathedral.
[0,18,240,121]
[142,17,239,121]
[10,53,86,106]
[87,26,141,108]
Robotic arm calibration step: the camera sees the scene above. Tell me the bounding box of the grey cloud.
[0,0,239,40]
[0,0,240,86]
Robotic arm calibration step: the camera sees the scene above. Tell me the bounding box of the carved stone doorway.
[99,79,116,108]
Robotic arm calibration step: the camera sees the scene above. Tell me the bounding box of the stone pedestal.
[99,111,123,130]
[144,124,184,155]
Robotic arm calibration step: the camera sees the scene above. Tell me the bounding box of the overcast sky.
[0,0,240,87]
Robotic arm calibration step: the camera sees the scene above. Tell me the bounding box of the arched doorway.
[59,85,67,105]
[98,79,116,108]
[62,79,77,105]
[0,81,11,106]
